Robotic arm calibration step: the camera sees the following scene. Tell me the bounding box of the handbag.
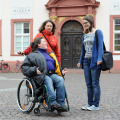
[95,30,113,71]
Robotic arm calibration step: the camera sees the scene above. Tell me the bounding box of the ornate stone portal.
[46,0,100,68]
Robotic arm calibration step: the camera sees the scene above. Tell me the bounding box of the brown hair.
[83,15,94,34]
[38,19,56,34]
[31,37,43,52]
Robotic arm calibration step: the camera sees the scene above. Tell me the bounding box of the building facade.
[0,0,120,71]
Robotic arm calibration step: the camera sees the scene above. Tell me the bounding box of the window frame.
[113,18,120,53]
[0,20,2,56]
[110,15,120,55]
[14,22,30,54]
[11,19,33,56]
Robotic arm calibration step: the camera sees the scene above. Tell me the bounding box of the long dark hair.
[83,15,94,34]
[38,19,56,34]
[31,37,43,52]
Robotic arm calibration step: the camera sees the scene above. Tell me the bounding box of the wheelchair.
[17,77,70,115]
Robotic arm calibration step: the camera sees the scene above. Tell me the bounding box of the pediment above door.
[46,0,100,18]
[46,0,99,9]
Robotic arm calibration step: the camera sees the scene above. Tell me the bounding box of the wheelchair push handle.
[17,52,25,56]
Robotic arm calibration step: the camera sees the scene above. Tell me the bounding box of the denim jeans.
[44,74,65,106]
[83,58,101,107]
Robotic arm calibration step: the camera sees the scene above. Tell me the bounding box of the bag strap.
[95,30,106,51]
[42,33,54,52]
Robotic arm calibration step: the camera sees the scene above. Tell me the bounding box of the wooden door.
[61,20,83,68]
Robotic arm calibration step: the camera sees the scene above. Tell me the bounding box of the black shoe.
[51,103,62,110]
[61,105,68,112]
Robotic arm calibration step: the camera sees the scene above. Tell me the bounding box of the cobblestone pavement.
[0,72,120,120]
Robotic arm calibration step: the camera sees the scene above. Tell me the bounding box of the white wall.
[96,0,120,60]
[33,0,49,36]
[11,0,33,19]
[110,0,120,15]
[0,0,1,19]
[1,0,11,60]
[1,0,49,61]
[96,0,110,50]
[1,0,118,61]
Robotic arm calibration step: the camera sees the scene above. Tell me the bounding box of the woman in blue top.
[77,15,103,111]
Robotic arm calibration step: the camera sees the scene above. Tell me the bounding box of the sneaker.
[61,105,68,112]
[51,103,62,110]
[81,105,91,110]
[87,105,99,111]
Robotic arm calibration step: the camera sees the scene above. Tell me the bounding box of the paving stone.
[0,72,120,120]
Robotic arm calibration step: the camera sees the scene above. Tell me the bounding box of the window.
[0,20,1,56]
[14,22,30,54]
[11,19,33,56]
[113,18,120,52]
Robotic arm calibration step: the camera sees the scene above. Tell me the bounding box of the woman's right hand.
[62,68,68,75]
[77,63,81,68]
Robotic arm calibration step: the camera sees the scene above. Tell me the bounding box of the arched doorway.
[61,20,83,68]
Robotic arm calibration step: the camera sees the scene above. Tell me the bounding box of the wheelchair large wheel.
[17,78,36,113]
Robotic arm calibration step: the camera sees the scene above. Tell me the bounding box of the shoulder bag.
[95,30,113,71]
[42,33,54,52]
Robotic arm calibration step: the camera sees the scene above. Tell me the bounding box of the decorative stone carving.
[50,16,57,22]
[78,14,94,20]
[78,16,85,20]
[86,14,94,17]
[58,17,66,24]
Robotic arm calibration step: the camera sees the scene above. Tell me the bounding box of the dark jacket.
[21,50,47,85]
[21,50,63,85]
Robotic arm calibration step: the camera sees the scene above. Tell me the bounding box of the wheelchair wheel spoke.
[17,78,35,113]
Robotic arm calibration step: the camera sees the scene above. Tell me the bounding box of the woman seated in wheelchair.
[21,37,68,112]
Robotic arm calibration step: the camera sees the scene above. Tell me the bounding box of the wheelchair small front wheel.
[34,108,41,115]
[17,78,36,113]
[57,110,63,115]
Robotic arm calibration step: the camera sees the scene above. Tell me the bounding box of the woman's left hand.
[36,67,41,75]
[62,68,68,75]
[97,61,102,66]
